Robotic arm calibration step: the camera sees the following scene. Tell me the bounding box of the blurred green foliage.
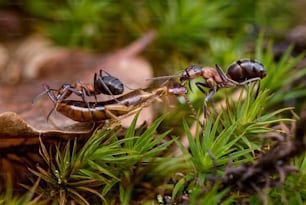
[20,0,257,50]
[0,0,300,68]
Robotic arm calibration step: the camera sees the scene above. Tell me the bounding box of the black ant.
[62,69,123,101]
[33,70,124,121]
[34,70,124,103]
[180,59,266,117]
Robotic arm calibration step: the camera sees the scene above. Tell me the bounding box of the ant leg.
[193,81,217,118]
[46,106,56,122]
[80,88,90,108]
[203,89,216,118]
[55,85,82,103]
[94,71,115,99]
[195,81,216,118]
[56,87,74,102]
[195,81,210,94]
[45,87,58,103]
[188,81,193,93]
[94,72,98,85]
[92,73,98,103]
[59,86,94,103]
[238,78,261,98]
[44,86,60,122]
[32,84,59,104]
[80,88,95,120]
[215,64,243,87]
[215,64,246,86]
[97,75,121,103]
[254,80,261,99]
[215,64,229,82]
[237,77,261,86]
[100,69,111,77]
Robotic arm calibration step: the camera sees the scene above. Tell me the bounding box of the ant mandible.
[180,59,266,117]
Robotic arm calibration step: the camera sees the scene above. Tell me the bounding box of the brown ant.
[148,59,266,118]
[179,59,266,117]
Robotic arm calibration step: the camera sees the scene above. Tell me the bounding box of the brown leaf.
[0,31,155,134]
[0,112,95,148]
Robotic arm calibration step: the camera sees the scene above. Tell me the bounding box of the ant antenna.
[146,70,184,89]
[32,84,59,104]
[32,89,48,105]
[145,70,182,81]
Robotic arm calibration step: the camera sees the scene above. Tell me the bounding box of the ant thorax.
[201,67,223,83]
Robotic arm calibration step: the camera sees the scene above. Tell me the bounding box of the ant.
[34,69,124,104]
[180,59,266,117]
[33,70,125,121]
[147,59,266,118]
[63,70,122,101]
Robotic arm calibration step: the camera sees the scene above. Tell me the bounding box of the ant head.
[180,65,202,82]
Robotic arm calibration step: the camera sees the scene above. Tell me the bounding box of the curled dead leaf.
[0,112,97,148]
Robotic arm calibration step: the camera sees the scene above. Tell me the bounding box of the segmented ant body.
[33,70,124,114]
[227,59,267,83]
[52,70,124,102]
[44,82,187,122]
[180,59,266,117]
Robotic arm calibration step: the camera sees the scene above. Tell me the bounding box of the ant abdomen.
[95,75,124,95]
[227,59,266,82]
